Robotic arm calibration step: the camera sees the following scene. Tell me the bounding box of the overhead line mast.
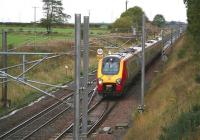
[33,6,39,48]
[126,0,129,11]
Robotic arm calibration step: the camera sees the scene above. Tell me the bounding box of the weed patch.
[195,73,200,84]
[177,46,187,59]
[159,105,200,140]
[0,92,42,118]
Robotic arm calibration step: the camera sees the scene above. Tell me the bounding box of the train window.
[102,57,120,75]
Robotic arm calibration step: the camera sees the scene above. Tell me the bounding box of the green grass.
[0,33,71,49]
[0,25,109,34]
[0,25,109,49]
[160,105,200,140]
[0,92,42,118]
[3,34,35,47]
[0,33,72,49]
[0,25,72,33]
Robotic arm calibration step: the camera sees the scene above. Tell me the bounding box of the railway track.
[54,98,117,140]
[87,100,117,136]
[0,86,97,140]
[54,94,103,140]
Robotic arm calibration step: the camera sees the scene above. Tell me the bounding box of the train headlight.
[98,78,103,85]
[116,78,122,85]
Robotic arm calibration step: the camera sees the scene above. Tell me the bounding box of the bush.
[112,16,132,29]
[195,73,200,83]
[177,47,187,59]
[19,28,24,32]
[160,105,200,140]
[8,43,14,49]
[27,30,32,34]
[8,28,14,33]
[52,31,58,34]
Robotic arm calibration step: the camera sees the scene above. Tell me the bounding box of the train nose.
[116,84,122,92]
[97,78,103,92]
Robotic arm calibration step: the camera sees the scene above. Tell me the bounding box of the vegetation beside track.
[0,25,123,117]
[124,35,200,140]
[0,45,99,117]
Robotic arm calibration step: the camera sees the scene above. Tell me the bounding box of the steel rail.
[54,88,102,140]
[87,101,117,136]
[88,87,97,107]
[54,100,104,140]
[26,79,68,88]
[0,92,73,139]
[21,105,72,140]
[22,87,97,140]
[54,123,74,140]
[0,80,96,140]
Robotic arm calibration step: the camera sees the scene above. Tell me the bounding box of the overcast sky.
[0,0,187,23]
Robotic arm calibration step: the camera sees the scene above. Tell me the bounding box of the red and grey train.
[97,37,162,96]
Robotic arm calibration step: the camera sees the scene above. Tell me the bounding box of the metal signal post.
[126,0,129,11]
[74,14,81,140]
[82,16,89,140]
[138,14,145,112]
[33,6,39,47]
[1,30,8,107]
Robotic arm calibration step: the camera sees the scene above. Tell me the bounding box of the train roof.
[104,47,139,60]
[104,54,122,59]
[103,36,162,61]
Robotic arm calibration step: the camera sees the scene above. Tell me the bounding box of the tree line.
[40,1,166,34]
[111,6,166,33]
[41,0,70,34]
[184,0,200,41]
[184,0,200,54]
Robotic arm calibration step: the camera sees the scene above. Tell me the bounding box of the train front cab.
[97,56,127,96]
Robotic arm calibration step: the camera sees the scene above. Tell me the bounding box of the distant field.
[0,25,109,49]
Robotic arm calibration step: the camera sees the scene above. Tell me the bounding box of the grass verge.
[160,105,200,140]
[124,35,200,140]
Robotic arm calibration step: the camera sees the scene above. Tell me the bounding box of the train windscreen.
[102,57,120,75]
